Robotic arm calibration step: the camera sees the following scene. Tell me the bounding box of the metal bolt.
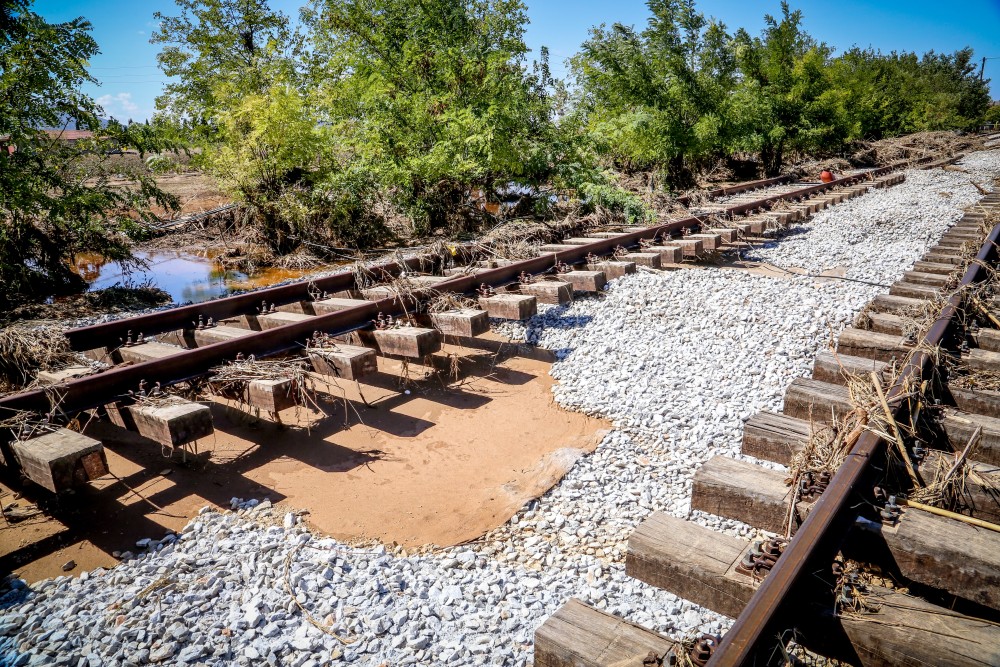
[690,635,720,667]
[881,495,901,525]
[763,538,784,558]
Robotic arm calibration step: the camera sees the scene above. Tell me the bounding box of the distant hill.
[37,115,112,131]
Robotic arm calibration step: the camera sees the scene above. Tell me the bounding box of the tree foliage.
[828,47,991,139]
[151,0,294,125]
[571,0,991,179]
[731,3,847,174]
[569,0,736,183]
[152,0,629,245]
[151,0,350,252]
[985,104,1000,126]
[153,0,993,246]
[302,0,565,231]
[0,0,177,308]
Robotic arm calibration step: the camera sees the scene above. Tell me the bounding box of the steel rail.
[675,174,796,206]
[0,166,910,418]
[707,213,1000,667]
[63,161,920,351]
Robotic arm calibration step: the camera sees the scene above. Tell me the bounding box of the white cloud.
[138,30,145,35]
[96,92,140,119]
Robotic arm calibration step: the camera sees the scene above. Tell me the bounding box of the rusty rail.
[63,162,917,352]
[0,164,911,419]
[675,174,795,206]
[707,208,1000,666]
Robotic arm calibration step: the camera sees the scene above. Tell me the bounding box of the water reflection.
[72,250,323,304]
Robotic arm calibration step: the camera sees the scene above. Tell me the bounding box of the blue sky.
[33,0,1000,122]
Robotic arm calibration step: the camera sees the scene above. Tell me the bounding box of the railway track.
[0,143,994,667]
[0,154,955,495]
[534,187,1000,663]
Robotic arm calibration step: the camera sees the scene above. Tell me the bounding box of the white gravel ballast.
[2,150,999,667]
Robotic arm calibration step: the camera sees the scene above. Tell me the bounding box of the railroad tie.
[623,512,1000,666]
[533,599,675,667]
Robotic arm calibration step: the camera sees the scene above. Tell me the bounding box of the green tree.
[151,0,294,125]
[733,2,845,175]
[826,47,990,140]
[152,0,352,253]
[303,0,562,231]
[570,0,737,185]
[984,103,1000,125]
[207,80,387,251]
[0,1,177,308]
[825,48,913,140]
[906,49,990,130]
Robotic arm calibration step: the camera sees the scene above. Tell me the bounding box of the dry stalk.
[870,371,920,486]
[908,426,1000,513]
[427,292,477,313]
[206,356,321,420]
[0,321,79,389]
[787,356,878,484]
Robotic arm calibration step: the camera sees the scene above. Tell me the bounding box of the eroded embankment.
[3,151,1000,667]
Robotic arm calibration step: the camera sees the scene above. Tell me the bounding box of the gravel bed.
[743,152,1000,281]
[2,152,999,667]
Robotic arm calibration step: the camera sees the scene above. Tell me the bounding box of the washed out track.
[0,156,953,512]
[1,165,933,405]
[2,144,995,666]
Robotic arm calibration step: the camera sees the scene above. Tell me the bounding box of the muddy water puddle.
[73,251,329,304]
